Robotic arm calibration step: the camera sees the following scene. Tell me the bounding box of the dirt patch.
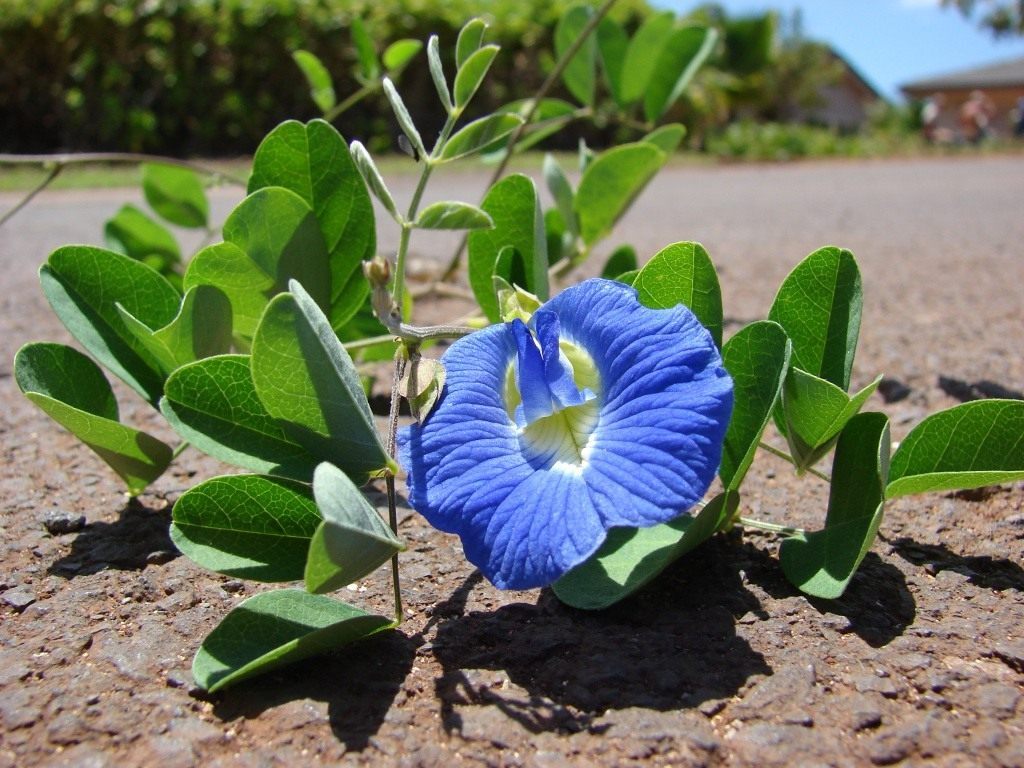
[1,156,1022,766]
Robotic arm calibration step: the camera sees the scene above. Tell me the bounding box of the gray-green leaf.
[192,589,394,692]
[427,36,453,113]
[305,463,405,594]
[887,400,1024,498]
[440,113,524,162]
[160,355,315,479]
[15,343,172,495]
[780,412,890,599]
[453,44,499,109]
[414,201,493,231]
[633,241,723,348]
[250,282,390,481]
[456,18,488,68]
[171,474,320,582]
[553,492,737,610]
[383,78,426,158]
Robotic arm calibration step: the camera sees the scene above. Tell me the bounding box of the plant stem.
[0,163,62,228]
[170,441,191,461]
[385,346,409,625]
[738,517,806,537]
[758,441,831,483]
[323,82,377,122]
[439,0,621,281]
[0,153,247,186]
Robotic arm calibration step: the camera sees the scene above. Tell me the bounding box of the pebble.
[41,511,87,535]
[2,587,36,611]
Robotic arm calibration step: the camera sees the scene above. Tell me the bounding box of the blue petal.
[399,278,733,590]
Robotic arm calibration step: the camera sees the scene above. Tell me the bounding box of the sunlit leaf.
[15,343,172,495]
[555,4,597,106]
[383,39,422,74]
[887,400,1024,498]
[171,474,320,582]
[456,18,488,68]
[141,163,209,229]
[350,17,379,81]
[104,204,180,272]
[453,45,499,109]
[780,412,889,599]
[574,142,665,246]
[426,36,453,113]
[620,11,675,105]
[414,201,493,230]
[292,50,336,114]
[192,589,394,692]
[643,123,686,154]
[643,26,717,122]
[440,114,524,163]
[596,16,629,107]
[633,241,722,348]
[383,78,426,158]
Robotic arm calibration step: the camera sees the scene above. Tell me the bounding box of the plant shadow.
[48,497,179,577]
[429,536,772,735]
[732,536,917,648]
[208,629,417,752]
[887,537,1024,592]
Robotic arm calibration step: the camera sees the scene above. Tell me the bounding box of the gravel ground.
[1,155,1022,767]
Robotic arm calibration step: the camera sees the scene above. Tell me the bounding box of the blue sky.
[655,0,1024,100]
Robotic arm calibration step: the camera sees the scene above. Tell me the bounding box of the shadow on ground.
[49,498,178,576]
[430,537,772,734]
[888,537,1024,592]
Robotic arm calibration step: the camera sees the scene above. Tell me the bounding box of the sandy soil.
[1,155,1022,767]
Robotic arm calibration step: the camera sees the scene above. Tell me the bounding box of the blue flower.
[398,278,733,590]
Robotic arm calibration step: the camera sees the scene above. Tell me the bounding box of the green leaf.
[453,45,499,110]
[104,204,180,272]
[468,174,548,323]
[15,343,172,495]
[192,589,394,692]
[768,246,862,390]
[161,355,316,479]
[171,475,320,582]
[781,369,882,473]
[780,412,890,600]
[456,18,488,69]
[482,98,578,160]
[620,11,676,105]
[292,50,336,114]
[350,17,379,81]
[440,113,524,162]
[250,282,390,481]
[141,163,209,229]
[426,36,452,113]
[600,246,637,281]
[185,187,330,343]
[116,284,232,376]
[643,123,686,154]
[887,400,1024,498]
[643,26,718,122]
[543,154,577,239]
[553,492,737,610]
[614,268,639,285]
[633,241,723,348]
[383,78,426,158]
[414,201,493,231]
[720,321,791,491]
[41,245,180,404]
[574,142,666,246]
[555,5,597,106]
[349,140,399,221]
[305,463,404,594]
[248,120,376,332]
[383,39,422,74]
[596,16,629,108]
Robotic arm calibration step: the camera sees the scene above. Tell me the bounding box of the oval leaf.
[620,11,675,105]
[426,36,452,113]
[720,321,792,490]
[456,18,488,68]
[350,17,379,81]
[887,400,1024,498]
[141,163,209,229]
[600,245,637,280]
[768,246,862,390]
[192,589,394,692]
[305,463,405,594]
[250,282,390,481]
[555,5,597,106]
[633,241,723,348]
[292,50,336,113]
[780,412,890,600]
[383,39,422,74]
[383,78,426,158]
[467,174,548,323]
[161,355,316,479]
[41,245,180,404]
[597,16,629,107]
[643,26,717,122]
[440,113,524,163]
[453,44,499,109]
[248,120,375,331]
[15,343,172,495]
[414,201,493,231]
[643,123,686,154]
[172,475,320,582]
[553,492,738,610]
[104,204,181,272]
[574,142,666,246]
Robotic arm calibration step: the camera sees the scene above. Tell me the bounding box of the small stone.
[992,641,1024,673]
[41,511,87,535]
[221,579,244,593]
[970,682,1021,720]
[146,550,176,565]
[852,673,900,699]
[2,586,36,611]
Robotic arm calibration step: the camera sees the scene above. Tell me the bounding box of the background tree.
[942,0,1024,36]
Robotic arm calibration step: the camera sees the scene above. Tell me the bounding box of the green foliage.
[633,241,723,348]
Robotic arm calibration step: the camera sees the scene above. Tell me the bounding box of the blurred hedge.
[0,0,648,155]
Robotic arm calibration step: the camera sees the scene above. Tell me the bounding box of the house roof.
[901,56,1024,94]
[827,47,885,101]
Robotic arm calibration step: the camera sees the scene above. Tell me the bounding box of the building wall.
[906,86,1024,139]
